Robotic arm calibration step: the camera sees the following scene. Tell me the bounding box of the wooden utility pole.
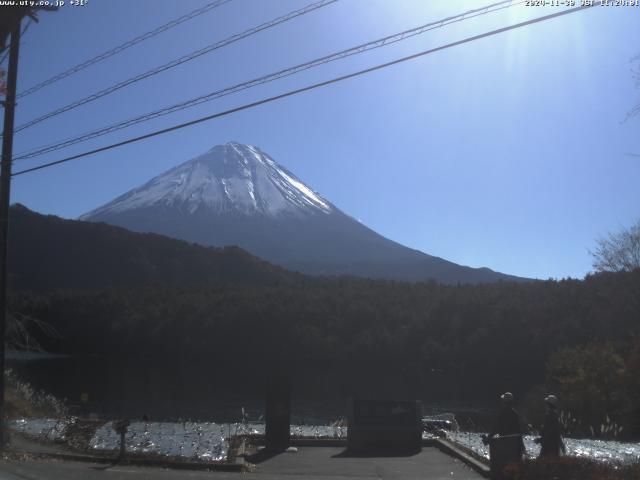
[0,4,56,450]
[0,16,22,451]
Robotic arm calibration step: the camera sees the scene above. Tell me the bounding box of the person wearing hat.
[535,394,566,457]
[485,392,526,457]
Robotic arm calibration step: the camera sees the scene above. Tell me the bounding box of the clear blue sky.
[4,0,640,280]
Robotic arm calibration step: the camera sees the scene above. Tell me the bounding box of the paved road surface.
[0,447,483,479]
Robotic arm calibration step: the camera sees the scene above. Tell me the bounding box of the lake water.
[7,354,348,422]
[8,353,640,465]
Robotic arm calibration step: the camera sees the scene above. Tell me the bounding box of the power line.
[12,1,600,178]
[13,0,519,158]
[16,0,232,99]
[11,0,338,134]
[14,0,522,161]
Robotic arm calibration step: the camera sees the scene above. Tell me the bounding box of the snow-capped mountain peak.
[81,141,526,284]
[81,142,332,219]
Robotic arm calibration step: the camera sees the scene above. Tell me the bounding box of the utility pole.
[0,4,56,450]
[0,17,21,451]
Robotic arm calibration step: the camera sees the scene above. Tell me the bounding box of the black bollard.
[489,434,523,480]
[119,430,125,459]
[265,375,290,451]
[113,420,130,461]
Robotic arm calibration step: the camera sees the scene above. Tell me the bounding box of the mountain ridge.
[8,203,294,292]
[81,142,529,284]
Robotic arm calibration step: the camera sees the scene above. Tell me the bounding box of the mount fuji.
[81,142,524,283]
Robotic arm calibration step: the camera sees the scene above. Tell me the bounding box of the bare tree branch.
[590,219,640,273]
[5,310,61,352]
[627,53,640,120]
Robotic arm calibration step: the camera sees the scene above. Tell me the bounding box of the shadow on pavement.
[331,448,422,459]
[245,447,286,464]
[90,462,118,471]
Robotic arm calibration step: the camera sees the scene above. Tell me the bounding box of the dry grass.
[4,369,67,419]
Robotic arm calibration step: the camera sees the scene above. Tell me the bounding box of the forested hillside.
[11,269,640,437]
[8,204,294,291]
[8,204,639,437]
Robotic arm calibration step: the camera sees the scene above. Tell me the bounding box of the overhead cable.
[17,0,233,99]
[14,0,521,160]
[11,0,338,134]
[12,2,600,177]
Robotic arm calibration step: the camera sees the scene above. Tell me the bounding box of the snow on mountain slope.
[81,142,527,284]
[82,142,331,220]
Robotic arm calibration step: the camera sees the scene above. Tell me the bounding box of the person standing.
[486,392,526,457]
[484,392,526,480]
[489,393,522,436]
[536,394,566,457]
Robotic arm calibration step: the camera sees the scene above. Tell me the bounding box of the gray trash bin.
[489,434,523,480]
[347,399,422,454]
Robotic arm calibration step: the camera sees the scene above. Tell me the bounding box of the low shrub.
[504,456,640,480]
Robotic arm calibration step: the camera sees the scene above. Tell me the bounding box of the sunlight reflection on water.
[447,431,640,465]
[10,419,640,465]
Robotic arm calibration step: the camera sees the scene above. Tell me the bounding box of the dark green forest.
[11,272,640,437]
[7,204,294,291]
[7,205,640,437]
